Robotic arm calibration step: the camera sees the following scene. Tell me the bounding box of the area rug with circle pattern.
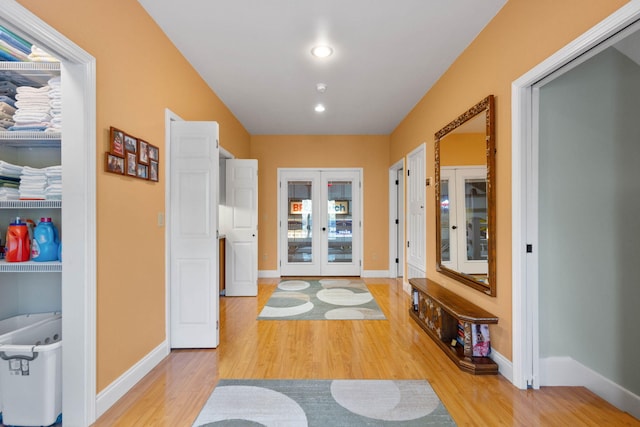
[257,278,386,320]
[191,379,457,426]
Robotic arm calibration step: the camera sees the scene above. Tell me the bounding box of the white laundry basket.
[0,312,60,417]
[0,316,62,427]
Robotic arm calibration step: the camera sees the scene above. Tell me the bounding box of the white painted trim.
[95,341,170,418]
[490,349,513,384]
[0,1,98,425]
[512,1,640,392]
[388,158,405,279]
[258,270,281,278]
[164,109,182,354]
[361,270,391,278]
[540,357,640,420]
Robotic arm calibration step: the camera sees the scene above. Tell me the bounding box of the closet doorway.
[279,169,361,277]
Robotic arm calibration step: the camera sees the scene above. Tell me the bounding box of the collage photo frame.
[105,126,159,182]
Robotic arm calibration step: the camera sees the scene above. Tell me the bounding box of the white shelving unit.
[0,62,62,311]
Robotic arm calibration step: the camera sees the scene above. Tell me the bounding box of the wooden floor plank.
[92,278,640,426]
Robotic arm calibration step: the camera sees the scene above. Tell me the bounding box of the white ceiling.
[138,0,507,135]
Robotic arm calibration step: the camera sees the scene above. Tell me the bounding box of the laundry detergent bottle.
[31,217,60,262]
[5,217,30,262]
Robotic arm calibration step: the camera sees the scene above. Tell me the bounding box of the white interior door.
[406,144,426,277]
[169,121,219,348]
[279,169,361,276]
[225,159,258,296]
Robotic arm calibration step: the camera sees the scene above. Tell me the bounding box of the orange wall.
[17,0,250,392]
[391,0,628,359]
[250,135,390,272]
[441,133,485,166]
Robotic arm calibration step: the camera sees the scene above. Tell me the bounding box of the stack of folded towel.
[0,95,16,130]
[28,45,59,63]
[10,85,51,132]
[44,165,62,200]
[19,166,47,200]
[47,76,61,132]
[0,160,23,201]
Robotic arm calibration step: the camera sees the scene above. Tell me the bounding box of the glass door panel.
[463,178,487,262]
[320,170,360,276]
[440,178,451,262]
[287,181,313,263]
[327,180,352,264]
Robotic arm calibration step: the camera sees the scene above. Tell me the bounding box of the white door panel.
[225,159,258,296]
[407,145,426,275]
[170,121,219,348]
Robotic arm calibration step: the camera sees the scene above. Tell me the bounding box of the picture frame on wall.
[148,144,159,162]
[138,139,149,165]
[137,163,148,180]
[124,134,137,154]
[149,160,158,182]
[109,127,125,157]
[125,152,137,177]
[105,152,124,175]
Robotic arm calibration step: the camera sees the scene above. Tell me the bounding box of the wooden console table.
[409,278,499,375]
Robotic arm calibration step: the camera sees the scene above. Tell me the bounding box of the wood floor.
[93,278,640,426]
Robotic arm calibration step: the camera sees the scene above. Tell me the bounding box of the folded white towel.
[16,85,50,93]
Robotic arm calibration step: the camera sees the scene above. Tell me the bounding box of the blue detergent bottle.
[31,217,60,262]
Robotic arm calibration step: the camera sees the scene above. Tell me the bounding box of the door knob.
[322,227,326,231]
[452,225,457,230]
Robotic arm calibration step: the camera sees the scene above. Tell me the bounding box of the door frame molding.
[511,2,640,391]
[0,2,98,424]
[388,158,405,279]
[277,167,363,277]
[164,108,181,350]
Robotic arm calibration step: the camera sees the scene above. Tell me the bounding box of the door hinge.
[526,244,533,253]
[216,321,219,330]
[216,139,219,148]
[407,169,410,176]
[395,179,399,186]
[395,258,399,264]
[395,219,399,225]
[407,241,410,248]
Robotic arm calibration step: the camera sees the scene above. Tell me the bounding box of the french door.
[440,166,488,275]
[279,169,361,276]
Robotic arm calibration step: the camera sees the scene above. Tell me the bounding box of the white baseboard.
[490,349,513,384]
[95,341,170,418]
[540,356,640,420]
[258,270,280,278]
[361,270,391,278]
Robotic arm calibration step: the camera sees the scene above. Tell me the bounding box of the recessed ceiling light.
[311,45,333,58]
[316,83,327,93]
[314,104,326,113]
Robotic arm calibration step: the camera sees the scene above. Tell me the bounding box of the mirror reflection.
[435,95,496,296]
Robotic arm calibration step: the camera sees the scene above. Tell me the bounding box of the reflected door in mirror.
[440,167,487,278]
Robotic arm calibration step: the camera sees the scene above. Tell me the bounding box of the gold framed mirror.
[435,95,496,296]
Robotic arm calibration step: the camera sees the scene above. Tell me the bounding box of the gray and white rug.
[257,278,386,320]
[192,379,457,426]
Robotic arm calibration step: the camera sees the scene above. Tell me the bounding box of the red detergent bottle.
[5,217,30,262]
